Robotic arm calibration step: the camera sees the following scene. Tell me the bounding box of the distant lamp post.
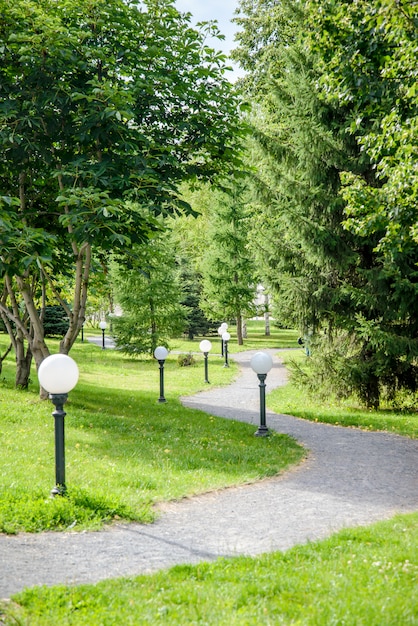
[222,331,231,368]
[154,346,169,403]
[218,323,227,356]
[99,320,107,349]
[38,354,79,496]
[199,339,212,384]
[250,351,273,437]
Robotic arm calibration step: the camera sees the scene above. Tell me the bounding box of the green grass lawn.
[0,328,304,534]
[1,513,417,625]
[171,320,300,353]
[1,326,417,624]
[269,350,418,439]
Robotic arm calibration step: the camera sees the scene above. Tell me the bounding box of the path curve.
[1,350,417,598]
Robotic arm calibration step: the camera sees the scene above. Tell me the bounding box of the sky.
[174,0,243,79]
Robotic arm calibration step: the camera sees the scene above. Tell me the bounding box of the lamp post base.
[50,484,67,497]
[254,425,270,437]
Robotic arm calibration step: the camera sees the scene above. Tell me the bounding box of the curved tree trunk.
[0,342,12,375]
[60,243,91,354]
[14,334,33,389]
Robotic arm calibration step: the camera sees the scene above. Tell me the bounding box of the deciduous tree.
[0,0,244,389]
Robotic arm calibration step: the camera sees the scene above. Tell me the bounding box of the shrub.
[177,352,196,367]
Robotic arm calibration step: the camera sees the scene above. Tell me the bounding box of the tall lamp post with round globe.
[199,339,212,384]
[38,354,79,496]
[99,320,107,349]
[250,351,273,437]
[218,322,228,356]
[154,346,169,403]
[222,331,231,368]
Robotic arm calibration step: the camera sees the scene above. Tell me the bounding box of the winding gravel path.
[1,350,417,599]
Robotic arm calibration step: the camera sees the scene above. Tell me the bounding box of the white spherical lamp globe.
[199,340,212,353]
[38,354,79,394]
[222,331,231,342]
[154,346,169,361]
[250,351,273,375]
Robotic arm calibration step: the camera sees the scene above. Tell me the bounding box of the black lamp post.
[218,322,227,356]
[38,354,79,496]
[199,339,212,384]
[154,346,169,403]
[250,351,273,437]
[222,331,230,367]
[99,320,107,349]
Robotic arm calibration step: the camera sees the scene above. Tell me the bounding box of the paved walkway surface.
[1,350,417,599]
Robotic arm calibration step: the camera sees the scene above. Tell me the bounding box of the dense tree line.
[233,0,418,407]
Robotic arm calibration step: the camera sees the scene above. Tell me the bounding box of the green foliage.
[176,255,215,340]
[169,188,224,340]
[199,179,258,343]
[110,228,186,355]
[288,332,418,411]
[306,0,418,263]
[0,0,246,376]
[269,350,418,438]
[2,513,417,624]
[234,0,418,407]
[177,352,196,367]
[42,306,70,338]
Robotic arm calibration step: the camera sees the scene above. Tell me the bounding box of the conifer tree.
[110,233,185,356]
[234,0,418,407]
[199,180,257,345]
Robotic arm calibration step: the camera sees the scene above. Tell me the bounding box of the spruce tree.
[200,180,257,345]
[234,0,418,407]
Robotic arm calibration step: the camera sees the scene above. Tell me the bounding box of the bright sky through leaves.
[175,0,243,79]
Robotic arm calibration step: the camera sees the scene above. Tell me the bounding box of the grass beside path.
[2,513,417,625]
[269,350,418,439]
[0,328,304,534]
[1,324,417,623]
[171,321,300,353]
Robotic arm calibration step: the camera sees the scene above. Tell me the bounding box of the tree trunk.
[16,275,50,360]
[2,275,48,392]
[364,376,380,410]
[360,347,380,409]
[264,293,270,336]
[60,243,91,354]
[236,312,243,345]
[14,333,33,389]
[0,343,12,375]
